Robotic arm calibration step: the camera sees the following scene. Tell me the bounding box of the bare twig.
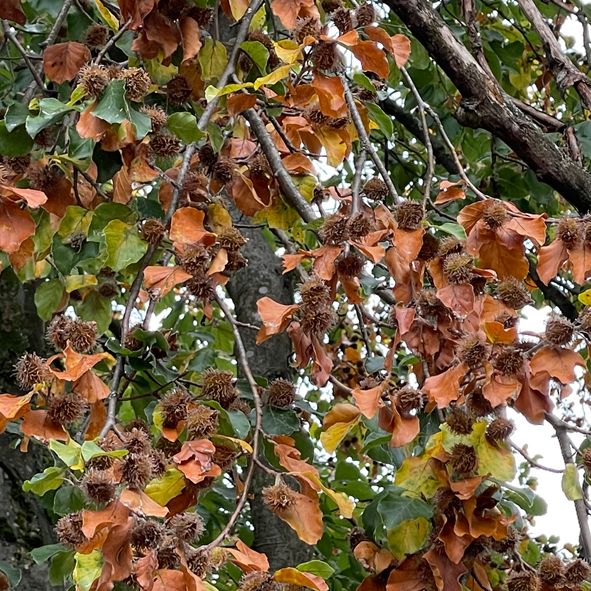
[351,149,366,216]
[2,21,45,91]
[509,440,564,473]
[94,20,131,65]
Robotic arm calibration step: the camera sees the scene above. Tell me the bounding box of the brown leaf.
[354,541,394,574]
[530,347,585,384]
[43,42,90,83]
[0,201,37,254]
[482,373,521,407]
[434,180,465,204]
[423,363,467,408]
[120,488,169,518]
[144,266,193,298]
[311,73,347,118]
[77,102,111,140]
[172,439,222,484]
[270,0,319,29]
[231,173,269,216]
[49,345,113,382]
[273,489,324,545]
[73,371,110,403]
[227,93,257,116]
[0,0,25,24]
[20,410,68,441]
[436,284,475,317]
[256,297,299,343]
[82,501,130,539]
[226,540,269,573]
[0,184,47,208]
[350,40,390,78]
[119,0,156,28]
[170,208,216,246]
[537,239,568,285]
[364,27,411,67]
[352,381,388,419]
[180,16,201,62]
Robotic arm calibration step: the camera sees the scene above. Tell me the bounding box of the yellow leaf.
[74,550,102,591]
[249,4,267,31]
[94,0,119,30]
[144,467,186,505]
[579,288,591,305]
[208,203,233,232]
[274,40,303,65]
[205,82,253,102]
[274,568,328,591]
[320,403,360,454]
[254,65,292,89]
[471,421,516,482]
[213,434,253,453]
[387,517,431,560]
[65,274,97,293]
[228,0,249,19]
[395,454,444,498]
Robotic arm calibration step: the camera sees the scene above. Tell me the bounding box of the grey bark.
[227,223,313,570]
[0,270,60,590]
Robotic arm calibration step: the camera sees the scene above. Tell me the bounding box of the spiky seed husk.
[68,319,98,353]
[85,24,110,48]
[186,549,211,578]
[47,392,87,425]
[363,178,388,200]
[486,417,514,444]
[166,75,192,104]
[28,164,62,192]
[211,159,234,184]
[311,41,341,72]
[158,0,191,19]
[300,304,334,336]
[319,213,349,245]
[321,0,343,12]
[160,388,192,427]
[557,217,581,249]
[98,281,119,297]
[582,448,591,475]
[544,314,574,346]
[348,527,368,551]
[507,571,540,591]
[124,427,151,455]
[396,201,424,231]
[198,143,217,170]
[438,237,463,259]
[150,132,181,158]
[81,468,115,504]
[187,274,216,303]
[495,277,532,309]
[335,251,364,277]
[121,68,151,102]
[538,555,564,586]
[443,253,473,284]
[3,155,30,175]
[177,243,210,276]
[229,398,251,414]
[187,404,219,439]
[55,512,86,547]
[218,227,247,251]
[141,106,167,132]
[417,233,440,262]
[130,518,163,550]
[395,387,425,414]
[333,8,354,33]
[347,212,373,240]
[140,218,166,245]
[564,559,591,585]
[263,482,297,512]
[78,64,109,98]
[446,408,473,435]
[188,6,213,26]
[457,335,489,369]
[294,17,322,44]
[237,572,277,591]
[466,389,494,417]
[155,437,182,458]
[355,3,376,26]
[482,201,509,229]
[201,368,236,408]
[149,449,167,477]
[415,289,448,319]
[34,127,56,148]
[492,347,524,376]
[15,352,50,389]
[300,277,331,307]
[170,512,204,542]
[579,307,591,332]
[267,378,296,408]
[450,443,478,476]
[357,88,377,101]
[121,453,153,490]
[156,536,180,569]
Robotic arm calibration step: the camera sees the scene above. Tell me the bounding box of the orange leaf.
[386,404,420,448]
[311,73,347,118]
[0,201,36,254]
[85,401,107,440]
[283,252,308,273]
[423,363,467,408]
[350,40,390,78]
[354,541,394,574]
[274,567,328,591]
[537,240,568,285]
[20,410,67,441]
[43,42,90,83]
[364,27,411,67]
[436,284,474,317]
[172,439,221,484]
[207,248,228,275]
[0,392,32,420]
[50,345,113,382]
[180,16,201,62]
[0,184,47,208]
[228,93,257,116]
[231,173,269,216]
[434,180,465,204]
[144,265,192,298]
[256,297,299,343]
[352,381,388,419]
[226,540,269,573]
[273,490,324,545]
[82,501,131,539]
[270,0,319,29]
[483,373,521,407]
[74,371,109,403]
[283,153,316,175]
[76,102,110,140]
[170,208,216,246]
[568,242,591,284]
[530,347,585,384]
[120,488,169,518]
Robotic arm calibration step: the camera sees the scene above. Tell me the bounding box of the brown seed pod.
[450,443,478,476]
[149,449,167,477]
[188,6,213,27]
[363,178,388,200]
[557,217,581,249]
[582,448,591,475]
[169,512,204,542]
[335,251,364,277]
[150,132,181,158]
[198,143,218,170]
[537,555,564,586]
[304,107,330,126]
[47,392,87,425]
[417,233,440,262]
[140,218,166,245]
[395,387,425,414]
[438,237,463,259]
[415,289,448,319]
[14,352,50,389]
[177,243,210,276]
[507,571,540,591]
[485,417,514,445]
[68,319,98,353]
[357,88,377,101]
[333,8,354,34]
[3,155,30,175]
[27,164,62,192]
[124,427,151,455]
[294,17,322,44]
[213,444,238,471]
[579,307,591,332]
[229,398,251,414]
[155,437,182,458]
[211,158,235,184]
[446,408,473,435]
[85,24,110,48]
[300,303,335,336]
[187,273,216,304]
[347,212,373,240]
[443,253,474,284]
[160,388,192,428]
[492,347,524,376]
[186,548,211,578]
[157,536,180,569]
[141,106,167,132]
[187,404,219,439]
[466,389,494,418]
[121,453,153,490]
[482,201,509,229]
[158,0,191,19]
[121,67,152,102]
[355,3,376,26]
[201,368,237,408]
[78,64,109,98]
[55,512,87,547]
[267,378,296,408]
[348,527,368,551]
[457,335,489,369]
[263,482,297,513]
[311,41,341,72]
[321,0,343,12]
[218,227,247,251]
[495,277,532,310]
[319,213,349,245]
[166,75,192,104]
[395,200,424,231]
[544,314,574,346]
[564,559,591,585]
[130,518,164,550]
[237,572,278,591]
[81,468,116,504]
[46,316,70,350]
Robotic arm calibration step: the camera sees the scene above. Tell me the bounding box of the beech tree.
[1,0,591,590]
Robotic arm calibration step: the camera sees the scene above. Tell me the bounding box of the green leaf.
[23,467,66,496]
[50,439,83,470]
[81,440,128,462]
[26,98,73,137]
[296,560,335,579]
[378,489,433,530]
[366,103,394,139]
[34,279,66,321]
[5,102,30,131]
[48,550,76,586]
[53,485,86,516]
[145,467,186,505]
[386,517,431,559]
[0,121,34,156]
[58,206,94,240]
[77,289,112,334]
[199,38,228,82]
[31,543,69,565]
[167,112,203,144]
[261,407,300,435]
[240,41,270,74]
[504,486,547,517]
[562,463,583,501]
[227,410,251,439]
[100,219,148,271]
[88,202,133,239]
[436,222,467,240]
[73,551,102,591]
[0,561,21,588]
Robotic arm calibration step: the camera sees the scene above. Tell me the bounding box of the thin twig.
[509,440,564,473]
[351,149,366,216]
[341,75,400,202]
[2,21,45,90]
[94,19,131,65]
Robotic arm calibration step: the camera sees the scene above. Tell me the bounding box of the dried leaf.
[274,568,328,591]
[43,42,90,83]
[226,540,269,573]
[144,266,192,298]
[256,297,299,343]
[170,208,216,246]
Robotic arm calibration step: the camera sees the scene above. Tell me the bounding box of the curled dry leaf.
[49,345,114,382]
[225,540,269,573]
[172,439,222,484]
[319,403,361,453]
[256,297,299,343]
[144,266,193,298]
